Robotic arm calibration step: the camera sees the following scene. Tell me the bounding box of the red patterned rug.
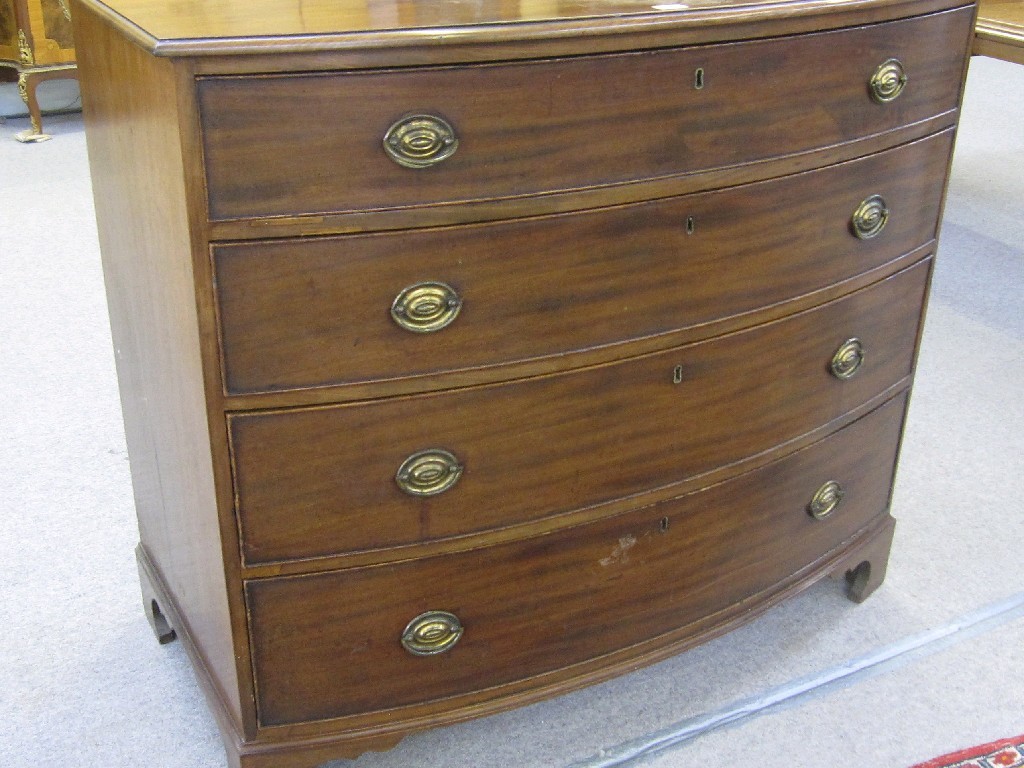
[911,734,1024,768]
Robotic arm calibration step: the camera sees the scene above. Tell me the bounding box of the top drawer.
[197,7,973,222]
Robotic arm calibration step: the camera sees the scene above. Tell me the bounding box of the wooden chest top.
[80,0,969,57]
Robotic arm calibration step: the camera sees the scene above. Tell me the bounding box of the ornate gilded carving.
[18,28,34,65]
[15,71,46,140]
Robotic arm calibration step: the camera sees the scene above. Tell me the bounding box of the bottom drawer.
[246,394,908,727]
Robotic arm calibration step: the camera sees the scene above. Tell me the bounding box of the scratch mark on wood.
[600,534,638,566]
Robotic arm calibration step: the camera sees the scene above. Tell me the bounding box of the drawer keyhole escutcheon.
[869,58,907,103]
[396,449,463,497]
[694,68,705,90]
[383,114,459,169]
[808,480,845,520]
[830,338,865,380]
[401,611,464,656]
[851,195,889,239]
[391,282,462,333]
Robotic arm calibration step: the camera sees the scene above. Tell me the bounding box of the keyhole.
[660,517,670,532]
[673,365,683,384]
[686,216,696,235]
[694,68,705,90]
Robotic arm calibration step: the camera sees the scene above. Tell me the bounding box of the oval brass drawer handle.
[869,58,908,103]
[383,114,459,169]
[396,449,463,497]
[391,282,462,333]
[830,338,865,380]
[401,610,464,656]
[808,480,845,520]
[851,194,889,239]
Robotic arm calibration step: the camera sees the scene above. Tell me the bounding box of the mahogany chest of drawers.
[72,0,976,765]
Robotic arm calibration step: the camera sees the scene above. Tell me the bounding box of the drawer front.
[215,131,952,396]
[198,8,972,221]
[230,261,929,564]
[246,393,907,726]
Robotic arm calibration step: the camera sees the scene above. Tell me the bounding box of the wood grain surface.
[230,260,929,564]
[974,0,1024,63]
[72,3,250,735]
[197,7,972,221]
[215,131,953,396]
[246,392,907,726]
[70,0,958,48]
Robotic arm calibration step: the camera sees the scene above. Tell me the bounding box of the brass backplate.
[395,449,463,497]
[830,338,865,380]
[401,611,464,656]
[870,58,908,103]
[391,281,462,333]
[383,114,459,169]
[808,480,845,520]
[851,195,889,239]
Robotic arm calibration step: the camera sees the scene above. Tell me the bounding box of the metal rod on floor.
[571,591,1024,767]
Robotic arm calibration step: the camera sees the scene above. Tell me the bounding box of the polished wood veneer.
[215,132,952,397]
[198,8,971,221]
[248,393,908,726]
[73,0,975,765]
[231,262,928,564]
[974,0,1024,63]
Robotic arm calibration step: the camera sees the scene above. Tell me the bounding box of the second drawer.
[229,261,929,564]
